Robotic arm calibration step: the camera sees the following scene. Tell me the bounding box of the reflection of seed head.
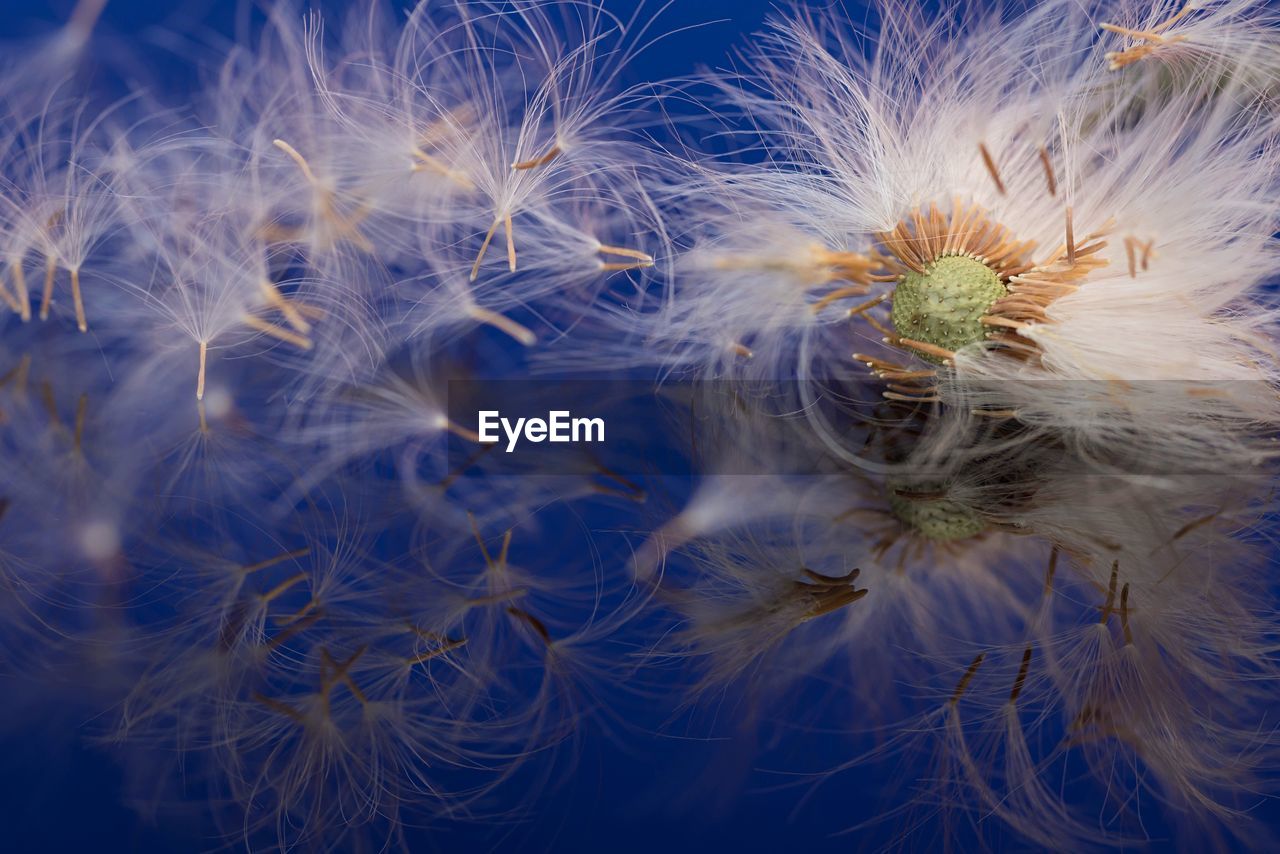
[890,255,1006,363]
[887,481,987,541]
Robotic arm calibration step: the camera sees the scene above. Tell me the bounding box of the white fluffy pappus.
[209,0,662,349]
[0,1,666,412]
[599,0,1280,472]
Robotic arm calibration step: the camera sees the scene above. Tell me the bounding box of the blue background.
[0,2,1270,853]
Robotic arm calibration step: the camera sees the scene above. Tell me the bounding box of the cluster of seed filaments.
[889,254,1007,362]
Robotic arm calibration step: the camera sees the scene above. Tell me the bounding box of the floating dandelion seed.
[1100,0,1280,83]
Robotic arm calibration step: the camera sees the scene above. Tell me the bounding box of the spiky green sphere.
[889,255,1007,362]
[886,481,987,542]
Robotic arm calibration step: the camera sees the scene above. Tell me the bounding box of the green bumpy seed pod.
[889,255,1007,362]
[886,480,987,541]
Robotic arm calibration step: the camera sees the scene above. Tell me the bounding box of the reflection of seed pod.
[885,479,987,541]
